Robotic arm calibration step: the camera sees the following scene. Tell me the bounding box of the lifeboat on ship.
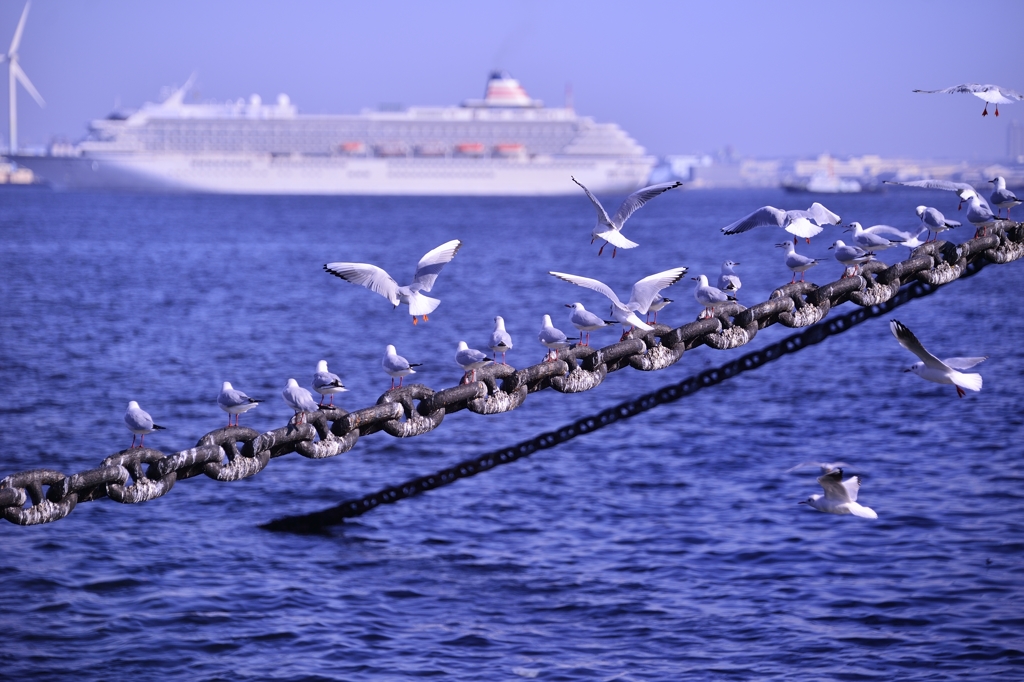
[494,143,526,158]
[338,141,366,156]
[454,142,486,157]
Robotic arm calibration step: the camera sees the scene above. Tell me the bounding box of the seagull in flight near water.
[571,176,682,257]
[914,83,1024,117]
[798,466,878,519]
[721,202,841,243]
[890,319,986,398]
[324,239,462,324]
[550,267,689,336]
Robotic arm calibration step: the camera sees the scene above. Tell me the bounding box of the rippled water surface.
[2,188,1023,680]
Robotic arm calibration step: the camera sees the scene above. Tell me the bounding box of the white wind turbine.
[1,2,44,154]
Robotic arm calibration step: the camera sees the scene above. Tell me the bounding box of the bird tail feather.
[953,371,983,392]
[594,229,639,249]
[407,292,441,317]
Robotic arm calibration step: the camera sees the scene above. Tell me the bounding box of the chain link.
[3,225,1021,528]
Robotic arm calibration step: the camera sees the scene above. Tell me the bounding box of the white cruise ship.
[15,72,655,195]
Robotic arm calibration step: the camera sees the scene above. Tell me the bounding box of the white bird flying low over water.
[845,222,903,253]
[324,239,462,324]
[124,401,165,449]
[538,314,574,360]
[989,177,1021,219]
[721,202,841,242]
[311,360,347,406]
[916,206,960,242]
[282,378,320,423]
[829,240,873,277]
[550,267,689,335]
[717,261,741,296]
[692,274,736,318]
[383,344,421,390]
[565,303,617,346]
[455,341,493,383]
[488,315,513,364]
[913,83,1024,117]
[799,467,878,519]
[890,319,986,398]
[776,241,819,282]
[217,381,262,427]
[571,176,682,257]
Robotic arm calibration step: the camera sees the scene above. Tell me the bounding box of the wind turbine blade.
[9,1,31,56]
[11,60,44,107]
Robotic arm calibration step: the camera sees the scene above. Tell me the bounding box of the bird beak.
[798,500,807,505]
[903,368,911,373]
[564,304,573,308]
[690,276,698,281]
[828,245,835,250]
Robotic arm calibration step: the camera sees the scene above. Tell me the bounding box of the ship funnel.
[2,1,44,154]
[462,71,542,108]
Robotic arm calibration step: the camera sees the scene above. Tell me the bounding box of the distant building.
[1009,121,1024,164]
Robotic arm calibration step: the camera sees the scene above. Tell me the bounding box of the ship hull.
[14,153,655,195]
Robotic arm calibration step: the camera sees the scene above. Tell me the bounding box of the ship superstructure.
[16,72,655,195]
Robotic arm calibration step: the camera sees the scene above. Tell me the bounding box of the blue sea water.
[1,187,1023,680]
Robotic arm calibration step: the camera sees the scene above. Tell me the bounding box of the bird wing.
[412,239,462,292]
[890,320,947,370]
[549,271,623,306]
[593,228,640,250]
[841,475,862,503]
[324,262,400,305]
[384,353,411,373]
[884,179,975,193]
[628,267,689,313]
[721,206,787,234]
[571,176,613,227]
[991,188,1019,204]
[864,224,910,241]
[914,83,984,95]
[817,469,853,503]
[804,202,842,226]
[610,181,682,228]
[786,461,849,474]
[783,217,824,239]
[942,356,988,371]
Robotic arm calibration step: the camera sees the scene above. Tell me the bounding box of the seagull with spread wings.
[571,176,682,257]
[890,319,986,398]
[914,83,1024,117]
[324,239,462,324]
[550,267,688,335]
[721,202,841,243]
[799,467,878,519]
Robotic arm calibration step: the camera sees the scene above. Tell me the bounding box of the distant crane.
[1,2,44,154]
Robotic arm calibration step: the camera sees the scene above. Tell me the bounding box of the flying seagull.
[914,83,1024,117]
[721,202,841,243]
[550,267,688,335]
[890,319,985,398]
[799,467,878,519]
[571,176,682,257]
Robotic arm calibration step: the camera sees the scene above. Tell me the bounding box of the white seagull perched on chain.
[915,206,960,242]
[564,303,617,346]
[217,381,261,427]
[721,202,841,243]
[488,315,513,364]
[311,360,347,406]
[692,274,736,318]
[890,319,986,398]
[455,341,493,383]
[845,222,903,253]
[829,240,873,277]
[775,241,819,282]
[646,294,673,324]
[798,466,877,519]
[324,239,462,324]
[124,401,166,449]
[717,261,742,296]
[957,188,998,236]
[571,176,682,257]
[382,344,421,390]
[282,378,320,423]
[538,314,574,360]
[913,83,1024,117]
[550,267,689,335]
[989,177,1020,219]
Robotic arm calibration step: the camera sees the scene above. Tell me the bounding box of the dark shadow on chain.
[262,259,988,534]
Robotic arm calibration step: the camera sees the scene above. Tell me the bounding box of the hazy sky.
[5,0,1023,160]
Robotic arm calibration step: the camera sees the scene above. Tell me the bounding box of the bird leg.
[995,105,1000,117]
[422,315,429,322]
[412,317,418,325]
[597,243,606,256]
[612,248,617,258]
[130,434,137,448]
[982,103,989,117]
[956,385,965,398]
[790,273,796,284]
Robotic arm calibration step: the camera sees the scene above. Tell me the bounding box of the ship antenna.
[2,1,45,155]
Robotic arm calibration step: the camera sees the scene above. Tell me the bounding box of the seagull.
[916,206,960,242]
[957,189,998,236]
[883,179,977,211]
[829,240,873,277]
[282,378,320,423]
[862,224,930,249]
[717,261,742,296]
[124,401,165,449]
[538,314,574,361]
[571,176,682,257]
[646,294,673,324]
[312,360,347,406]
[890,319,986,398]
[721,202,841,243]
[845,222,903,253]
[382,344,421,390]
[913,83,1024,117]
[550,267,688,336]
[488,315,513,364]
[775,241,819,282]
[456,340,493,383]
[692,274,735,318]
[565,302,617,346]
[799,467,878,519]
[324,239,462,324]
[989,177,1020,219]
[217,381,261,427]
